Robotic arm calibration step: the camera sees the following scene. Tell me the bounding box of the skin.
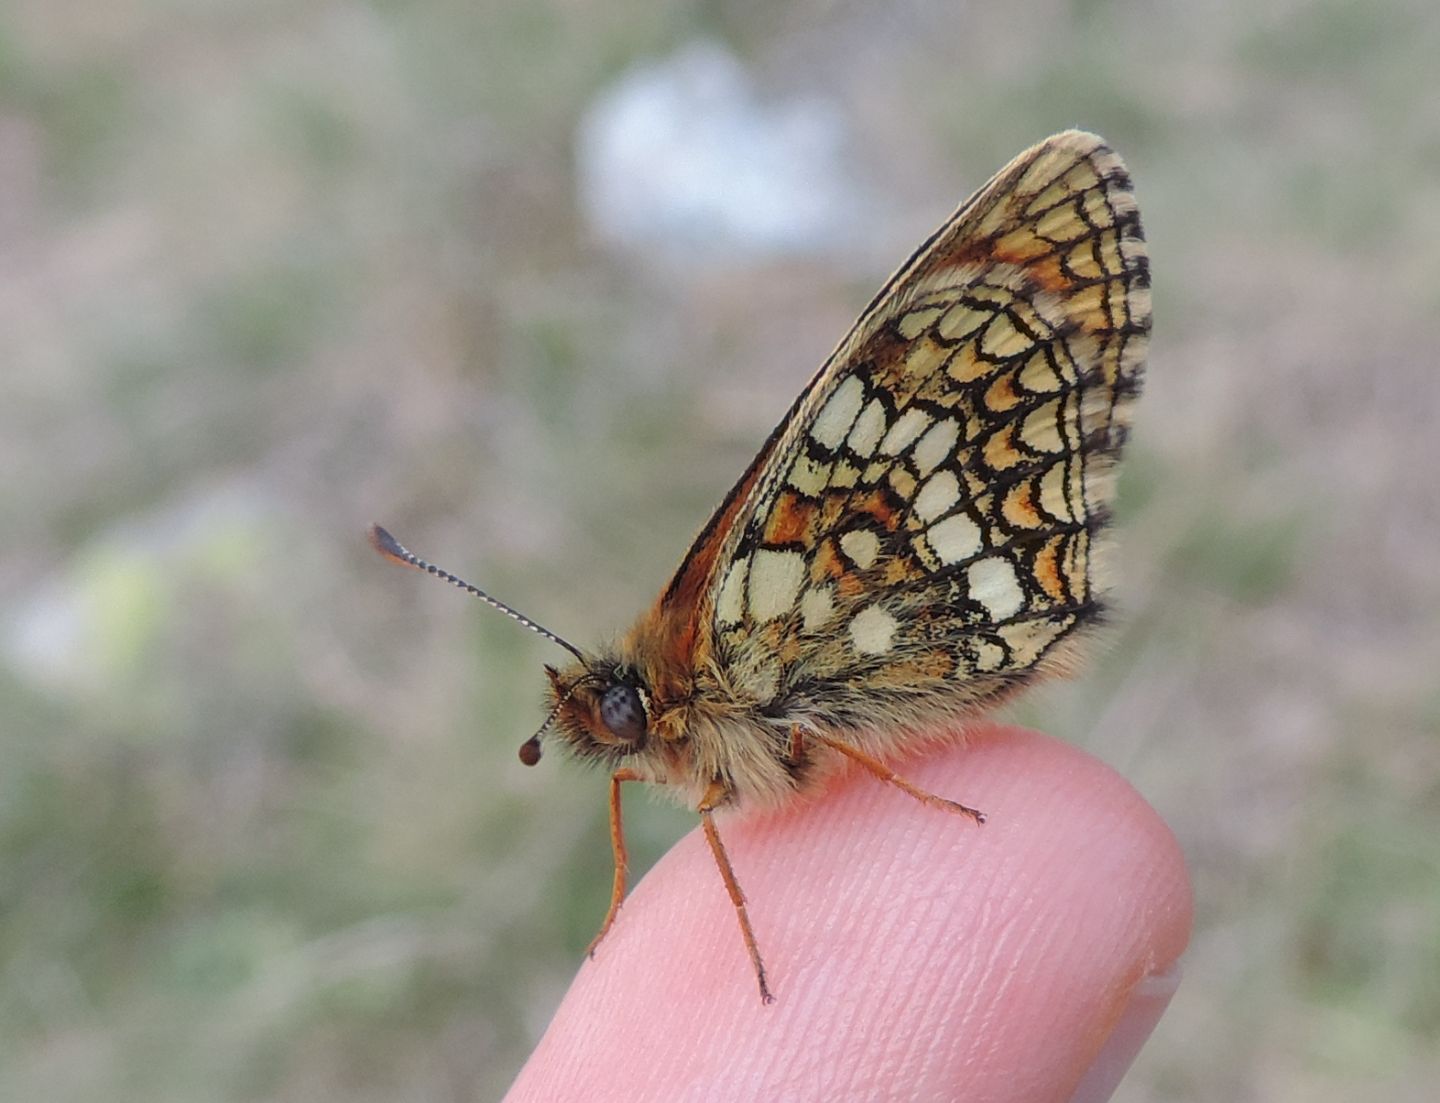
[505,723,1193,1102]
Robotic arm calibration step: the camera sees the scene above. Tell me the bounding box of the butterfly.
[371,129,1150,1003]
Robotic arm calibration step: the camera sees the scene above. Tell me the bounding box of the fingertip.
[508,724,1193,1102]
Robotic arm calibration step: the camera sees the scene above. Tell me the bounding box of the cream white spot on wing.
[748,549,806,622]
[839,529,881,570]
[715,556,749,625]
[1015,144,1073,195]
[927,513,983,564]
[847,398,888,458]
[799,586,835,632]
[1039,457,1074,522]
[895,305,943,340]
[980,312,1033,359]
[788,451,832,496]
[914,470,962,523]
[1021,397,1066,453]
[938,301,990,342]
[1019,347,1065,394]
[972,638,1007,672]
[902,338,947,378]
[830,460,860,488]
[967,556,1025,620]
[811,376,866,451]
[911,418,960,476]
[879,407,931,455]
[849,605,898,656]
[888,466,917,500]
[1035,203,1090,242]
[997,619,1060,666]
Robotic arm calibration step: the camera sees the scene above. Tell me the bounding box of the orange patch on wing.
[985,373,1021,412]
[810,539,846,584]
[873,649,955,685]
[1019,253,1067,294]
[1002,481,1042,529]
[948,238,1070,296]
[777,634,806,666]
[983,426,1024,470]
[915,649,957,678]
[864,488,902,527]
[1034,535,1067,601]
[764,492,818,546]
[882,559,914,587]
[947,343,996,383]
[818,491,851,531]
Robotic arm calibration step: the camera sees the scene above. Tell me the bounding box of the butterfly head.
[532,661,654,769]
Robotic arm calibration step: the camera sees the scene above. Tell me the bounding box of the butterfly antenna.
[368,524,588,664]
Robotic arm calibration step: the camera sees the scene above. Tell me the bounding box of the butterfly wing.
[672,131,1150,728]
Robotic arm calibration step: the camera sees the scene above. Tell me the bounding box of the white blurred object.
[577,40,861,262]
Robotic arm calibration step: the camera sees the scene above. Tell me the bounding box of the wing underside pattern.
[694,131,1150,713]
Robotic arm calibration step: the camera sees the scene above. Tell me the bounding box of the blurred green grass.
[3,1,1439,1100]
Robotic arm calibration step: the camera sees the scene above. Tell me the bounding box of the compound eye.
[599,682,647,743]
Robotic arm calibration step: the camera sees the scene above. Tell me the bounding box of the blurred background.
[2,0,1437,1099]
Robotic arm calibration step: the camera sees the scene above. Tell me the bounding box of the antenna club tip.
[519,737,543,766]
[368,523,407,562]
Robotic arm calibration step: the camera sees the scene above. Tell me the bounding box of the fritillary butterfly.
[372,130,1150,1003]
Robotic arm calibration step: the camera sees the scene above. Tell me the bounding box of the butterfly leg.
[586,767,642,958]
[697,780,774,1004]
[787,724,805,765]
[801,727,986,824]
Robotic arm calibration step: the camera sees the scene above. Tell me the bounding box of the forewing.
[695,131,1150,714]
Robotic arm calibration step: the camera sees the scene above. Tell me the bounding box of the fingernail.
[1066,963,1183,1103]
